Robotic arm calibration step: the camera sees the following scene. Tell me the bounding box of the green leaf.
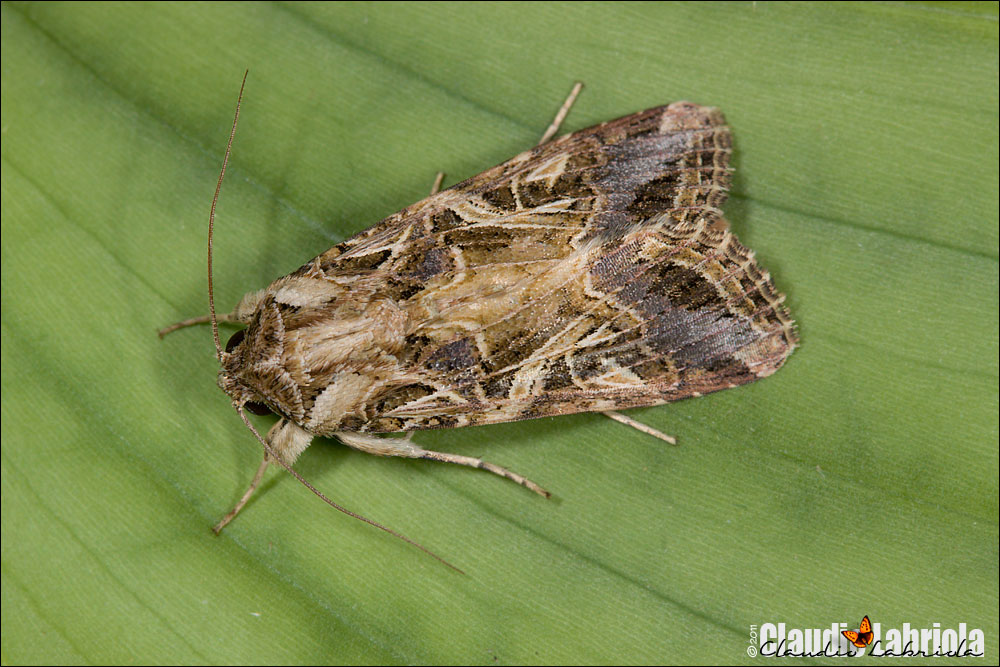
[3,2,996,664]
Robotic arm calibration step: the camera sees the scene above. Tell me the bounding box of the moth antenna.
[208,69,249,361]
[234,406,464,574]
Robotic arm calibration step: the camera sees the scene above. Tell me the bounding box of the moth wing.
[364,219,796,430]
[307,101,731,280]
[287,102,796,432]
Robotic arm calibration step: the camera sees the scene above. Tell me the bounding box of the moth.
[163,77,796,566]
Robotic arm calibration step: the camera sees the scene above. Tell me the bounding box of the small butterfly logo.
[843,615,874,648]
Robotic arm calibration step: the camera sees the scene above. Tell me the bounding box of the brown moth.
[164,78,796,564]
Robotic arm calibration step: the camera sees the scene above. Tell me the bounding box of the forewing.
[363,219,796,431]
[305,101,731,282]
[288,102,796,432]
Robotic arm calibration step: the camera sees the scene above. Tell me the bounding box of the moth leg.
[213,418,313,533]
[158,288,267,337]
[601,410,677,446]
[336,431,550,498]
[429,171,445,196]
[424,83,583,197]
[212,455,269,534]
[158,312,234,338]
[538,81,584,145]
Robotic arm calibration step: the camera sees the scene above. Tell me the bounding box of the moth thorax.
[364,298,409,351]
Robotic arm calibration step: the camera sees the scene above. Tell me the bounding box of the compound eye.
[244,401,272,416]
[225,329,245,353]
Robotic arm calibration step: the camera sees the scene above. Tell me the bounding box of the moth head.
[217,327,273,416]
